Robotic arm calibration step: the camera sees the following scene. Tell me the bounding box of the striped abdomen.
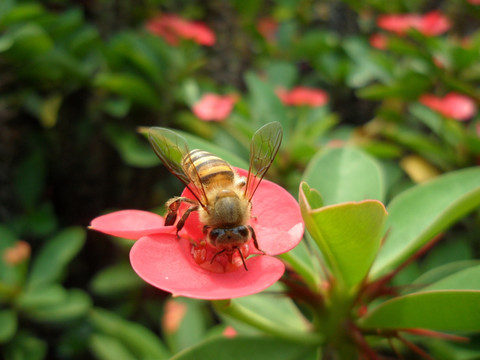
[182,149,235,188]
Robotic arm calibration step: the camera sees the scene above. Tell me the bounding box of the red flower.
[146,14,215,46]
[257,17,278,42]
[377,13,420,35]
[468,0,480,5]
[90,169,304,300]
[192,93,238,121]
[417,11,451,36]
[276,86,329,107]
[419,92,477,121]
[369,33,389,50]
[377,11,450,37]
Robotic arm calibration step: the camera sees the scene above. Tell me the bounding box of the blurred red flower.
[276,86,329,107]
[192,93,238,121]
[377,11,450,37]
[419,93,477,121]
[257,17,278,42]
[468,0,480,5]
[417,11,451,36]
[146,14,215,46]
[369,33,389,50]
[90,169,304,300]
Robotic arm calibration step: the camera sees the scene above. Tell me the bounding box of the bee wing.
[148,127,208,207]
[244,121,283,201]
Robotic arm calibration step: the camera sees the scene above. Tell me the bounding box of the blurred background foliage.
[1,0,479,359]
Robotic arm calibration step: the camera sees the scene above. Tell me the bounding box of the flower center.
[190,242,250,273]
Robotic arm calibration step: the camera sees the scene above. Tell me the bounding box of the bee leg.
[165,197,198,226]
[235,247,248,271]
[175,204,199,237]
[248,225,265,255]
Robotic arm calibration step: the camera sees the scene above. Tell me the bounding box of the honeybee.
[147,121,283,270]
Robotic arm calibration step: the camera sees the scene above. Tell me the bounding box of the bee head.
[208,226,250,248]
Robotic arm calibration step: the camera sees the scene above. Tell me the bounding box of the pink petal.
[419,94,444,112]
[418,11,451,36]
[181,168,304,255]
[130,234,285,299]
[420,93,476,121]
[377,14,421,35]
[177,21,216,46]
[192,93,237,121]
[257,17,278,42]
[276,86,328,107]
[442,93,476,120]
[369,33,389,50]
[90,210,173,240]
[146,14,215,46]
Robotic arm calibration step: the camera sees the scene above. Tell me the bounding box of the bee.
[147,121,283,271]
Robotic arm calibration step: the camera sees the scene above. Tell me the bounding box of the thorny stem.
[359,233,444,303]
[397,333,435,360]
[349,322,379,360]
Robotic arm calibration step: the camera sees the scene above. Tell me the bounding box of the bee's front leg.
[165,197,199,236]
[175,204,199,237]
[248,225,265,255]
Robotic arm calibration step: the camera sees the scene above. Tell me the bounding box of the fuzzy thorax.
[199,187,251,228]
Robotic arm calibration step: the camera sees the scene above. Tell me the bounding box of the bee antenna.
[210,249,226,265]
[210,248,249,271]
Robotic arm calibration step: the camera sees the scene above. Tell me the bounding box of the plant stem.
[212,300,323,346]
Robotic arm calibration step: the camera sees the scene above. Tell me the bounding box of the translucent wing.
[148,127,208,207]
[244,122,283,201]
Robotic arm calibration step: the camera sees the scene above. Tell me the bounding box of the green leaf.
[3,332,47,360]
[16,284,67,310]
[229,283,311,334]
[360,291,480,331]
[0,310,17,343]
[171,336,317,360]
[14,150,46,210]
[411,260,480,292]
[28,227,86,288]
[357,73,429,100]
[343,37,394,86]
[300,183,387,291]
[371,167,480,278]
[264,61,298,88]
[0,3,45,26]
[94,73,159,108]
[244,72,288,130]
[89,334,136,360]
[279,228,324,291]
[422,265,480,291]
[89,308,170,360]
[303,147,385,205]
[109,31,166,86]
[0,226,23,291]
[23,289,91,323]
[90,262,143,296]
[163,298,210,353]
[105,125,160,168]
[5,23,53,59]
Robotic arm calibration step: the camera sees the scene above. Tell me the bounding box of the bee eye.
[209,229,222,241]
[237,226,249,238]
